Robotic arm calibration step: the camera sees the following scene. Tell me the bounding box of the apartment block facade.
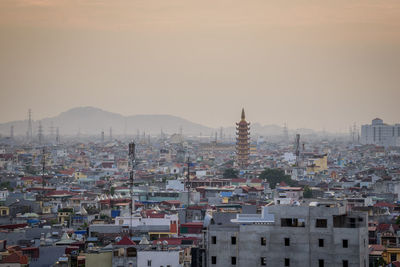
[206,202,368,267]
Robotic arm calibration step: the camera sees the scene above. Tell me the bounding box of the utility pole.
[42,147,45,188]
[128,142,136,236]
[185,155,191,222]
[295,134,300,167]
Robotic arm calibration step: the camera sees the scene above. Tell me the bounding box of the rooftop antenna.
[128,141,136,236]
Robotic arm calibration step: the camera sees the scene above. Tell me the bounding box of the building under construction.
[236,108,250,168]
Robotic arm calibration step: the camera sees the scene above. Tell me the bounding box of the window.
[319,259,324,267]
[261,237,266,246]
[147,260,152,267]
[211,256,217,264]
[281,218,305,227]
[318,239,324,247]
[284,238,290,246]
[285,258,290,266]
[126,247,136,257]
[231,236,236,245]
[211,236,216,244]
[231,257,237,265]
[316,219,327,228]
[391,253,397,262]
[342,260,348,267]
[342,239,348,248]
[261,257,266,266]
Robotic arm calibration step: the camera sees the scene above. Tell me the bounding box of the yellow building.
[74,171,87,180]
[82,251,112,267]
[57,209,73,225]
[306,154,328,174]
[0,206,9,216]
[382,247,400,263]
[40,203,52,214]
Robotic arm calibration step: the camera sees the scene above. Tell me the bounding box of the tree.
[223,168,239,178]
[110,187,115,196]
[259,168,296,189]
[303,185,313,198]
[396,216,400,225]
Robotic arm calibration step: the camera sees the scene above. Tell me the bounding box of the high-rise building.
[236,108,250,168]
[361,118,400,147]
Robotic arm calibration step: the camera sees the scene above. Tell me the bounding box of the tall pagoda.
[236,108,250,168]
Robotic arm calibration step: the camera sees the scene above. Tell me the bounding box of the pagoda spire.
[236,108,250,168]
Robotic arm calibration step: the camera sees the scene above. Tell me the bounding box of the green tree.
[259,168,296,189]
[396,216,400,225]
[223,168,239,178]
[110,187,115,196]
[303,185,313,198]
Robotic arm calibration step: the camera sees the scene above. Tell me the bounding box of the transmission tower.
[38,121,43,145]
[56,127,60,144]
[27,109,33,143]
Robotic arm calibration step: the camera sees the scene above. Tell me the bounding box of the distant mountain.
[0,107,213,137]
[0,106,318,138]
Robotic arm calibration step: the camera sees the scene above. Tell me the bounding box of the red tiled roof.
[374,202,396,208]
[116,236,136,246]
[376,224,400,232]
[1,252,28,264]
[151,237,199,246]
[162,200,181,205]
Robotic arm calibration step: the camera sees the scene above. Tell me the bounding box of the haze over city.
[2,1,400,267]
[1,0,400,132]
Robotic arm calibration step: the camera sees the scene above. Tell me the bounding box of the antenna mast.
[27,109,33,143]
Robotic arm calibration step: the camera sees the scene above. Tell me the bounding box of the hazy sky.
[0,0,399,132]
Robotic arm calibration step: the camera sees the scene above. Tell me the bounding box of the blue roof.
[220,192,233,197]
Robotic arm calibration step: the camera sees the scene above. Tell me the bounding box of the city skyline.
[0,105,395,136]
